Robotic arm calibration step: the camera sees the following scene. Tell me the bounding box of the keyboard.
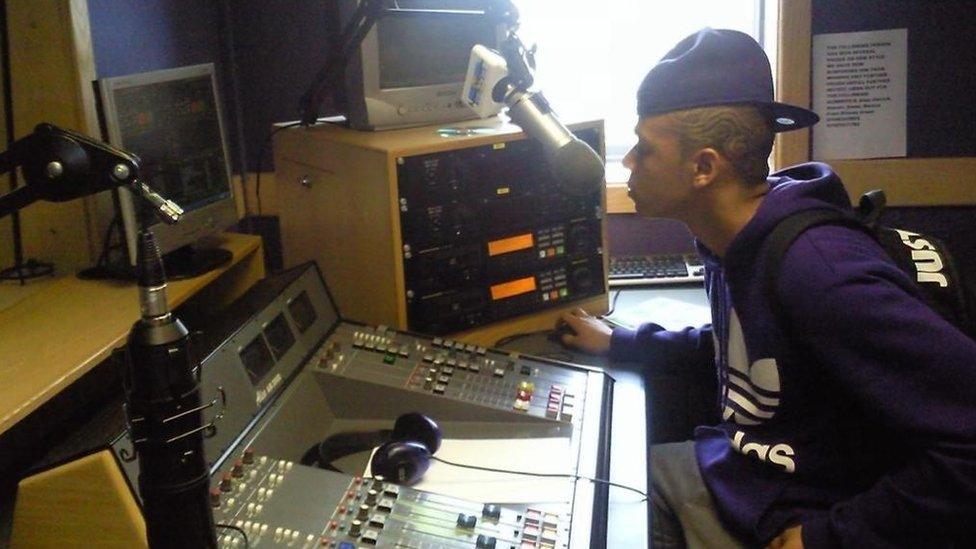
[608,253,705,287]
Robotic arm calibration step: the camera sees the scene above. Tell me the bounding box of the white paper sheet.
[366,437,573,504]
[604,296,711,331]
[812,29,908,160]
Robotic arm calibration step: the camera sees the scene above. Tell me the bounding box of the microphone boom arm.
[0,123,182,224]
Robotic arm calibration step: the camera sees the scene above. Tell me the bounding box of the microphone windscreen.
[550,138,605,197]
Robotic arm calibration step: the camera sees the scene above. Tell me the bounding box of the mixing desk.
[211,453,569,548]
[99,263,613,547]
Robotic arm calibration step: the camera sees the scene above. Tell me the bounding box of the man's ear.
[689,147,724,189]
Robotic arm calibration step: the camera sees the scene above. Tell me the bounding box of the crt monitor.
[335,0,508,130]
[96,63,238,278]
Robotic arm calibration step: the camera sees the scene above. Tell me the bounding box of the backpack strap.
[760,208,867,328]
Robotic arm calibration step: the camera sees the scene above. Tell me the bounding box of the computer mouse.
[547,320,576,344]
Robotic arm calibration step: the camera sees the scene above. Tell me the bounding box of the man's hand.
[556,308,612,355]
[766,525,803,549]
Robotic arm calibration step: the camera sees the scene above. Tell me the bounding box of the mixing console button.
[377,498,395,512]
[365,341,376,350]
[376,344,387,353]
[466,344,477,353]
[361,529,380,545]
[433,337,443,347]
[438,375,451,384]
[368,514,386,528]
[513,399,530,412]
[457,513,477,529]
[434,384,447,394]
[423,354,434,362]
[433,357,444,366]
[441,366,454,376]
[424,376,434,390]
[469,363,481,373]
[457,360,469,370]
[383,354,396,364]
[522,525,540,541]
[493,368,505,378]
[477,347,487,355]
[482,504,501,519]
[382,484,399,497]
[338,542,355,549]
[476,534,497,548]
[398,346,409,357]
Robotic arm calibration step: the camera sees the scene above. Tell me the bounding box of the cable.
[430,455,648,501]
[215,523,249,547]
[600,289,622,319]
[493,328,552,348]
[254,121,302,216]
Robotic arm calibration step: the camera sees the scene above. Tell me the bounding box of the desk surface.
[497,283,709,548]
[0,233,262,436]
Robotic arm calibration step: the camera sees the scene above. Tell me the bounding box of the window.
[511,1,770,183]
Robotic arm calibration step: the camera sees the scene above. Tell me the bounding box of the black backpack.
[761,189,976,340]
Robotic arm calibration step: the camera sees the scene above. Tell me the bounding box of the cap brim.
[766,102,819,132]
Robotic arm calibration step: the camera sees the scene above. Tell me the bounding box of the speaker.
[301,413,442,485]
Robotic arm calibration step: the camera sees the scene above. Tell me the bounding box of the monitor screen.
[377,11,498,89]
[97,64,239,272]
[112,74,231,222]
[337,0,505,130]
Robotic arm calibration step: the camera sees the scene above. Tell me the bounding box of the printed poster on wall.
[812,28,907,160]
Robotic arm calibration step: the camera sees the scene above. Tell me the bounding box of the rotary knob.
[571,266,594,291]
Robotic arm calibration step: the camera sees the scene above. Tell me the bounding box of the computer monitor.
[336,0,507,130]
[96,63,238,278]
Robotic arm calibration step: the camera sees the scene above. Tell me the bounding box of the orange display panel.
[490,276,537,301]
[487,233,534,257]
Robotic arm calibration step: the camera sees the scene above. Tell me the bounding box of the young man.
[559,29,976,547]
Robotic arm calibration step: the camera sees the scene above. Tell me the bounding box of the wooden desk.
[0,232,264,437]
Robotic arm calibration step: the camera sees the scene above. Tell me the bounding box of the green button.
[383,354,396,365]
[559,288,568,297]
[556,245,565,255]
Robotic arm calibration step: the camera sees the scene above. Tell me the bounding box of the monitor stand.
[163,244,233,280]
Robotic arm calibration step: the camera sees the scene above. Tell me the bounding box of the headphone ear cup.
[370,441,431,485]
[391,412,442,454]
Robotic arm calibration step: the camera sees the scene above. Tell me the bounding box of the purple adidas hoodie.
[611,163,976,546]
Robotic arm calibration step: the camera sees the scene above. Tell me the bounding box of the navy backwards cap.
[637,28,819,132]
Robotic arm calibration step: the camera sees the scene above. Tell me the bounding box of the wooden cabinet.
[273,118,609,346]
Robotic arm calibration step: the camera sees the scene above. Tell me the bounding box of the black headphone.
[301,412,442,485]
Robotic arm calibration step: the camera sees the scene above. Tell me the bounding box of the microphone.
[463,43,605,197]
[502,87,605,197]
[125,230,217,548]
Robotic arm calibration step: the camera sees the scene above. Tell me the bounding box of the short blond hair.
[666,105,774,183]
